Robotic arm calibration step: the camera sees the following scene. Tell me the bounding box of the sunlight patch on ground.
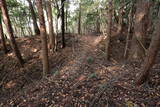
[95,69,107,75]
[7,53,14,57]
[93,36,104,46]
[31,48,38,53]
[107,66,121,72]
[5,80,17,89]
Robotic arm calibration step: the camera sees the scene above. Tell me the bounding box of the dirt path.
[0,34,160,107]
[58,35,104,79]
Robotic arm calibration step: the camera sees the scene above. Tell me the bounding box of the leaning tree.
[0,0,24,65]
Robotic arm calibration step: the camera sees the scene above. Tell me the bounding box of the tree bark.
[78,2,81,35]
[0,14,7,53]
[136,9,160,85]
[27,17,33,36]
[65,7,68,32]
[106,0,112,60]
[36,0,49,75]
[117,1,124,34]
[0,0,24,65]
[27,0,40,35]
[96,10,100,33]
[46,0,55,52]
[129,0,152,60]
[61,0,65,48]
[124,4,133,58]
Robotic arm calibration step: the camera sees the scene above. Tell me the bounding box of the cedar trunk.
[27,0,40,35]
[46,0,55,52]
[96,12,100,33]
[36,0,49,75]
[0,14,7,53]
[106,0,112,60]
[65,7,68,32]
[0,0,24,65]
[61,0,65,48]
[78,2,81,35]
[124,4,133,58]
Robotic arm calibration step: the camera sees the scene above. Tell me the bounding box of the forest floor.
[0,33,160,107]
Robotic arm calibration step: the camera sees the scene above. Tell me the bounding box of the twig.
[0,73,8,88]
[71,75,87,89]
[89,87,107,107]
[136,38,147,55]
[89,68,130,107]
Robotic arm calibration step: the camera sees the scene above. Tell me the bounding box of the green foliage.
[87,56,94,64]
[3,0,160,36]
[6,0,20,8]
[88,73,97,79]
[4,0,32,36]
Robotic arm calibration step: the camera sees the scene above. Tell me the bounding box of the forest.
[0,0,160,106]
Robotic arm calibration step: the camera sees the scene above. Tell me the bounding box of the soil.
[0,34,159,107]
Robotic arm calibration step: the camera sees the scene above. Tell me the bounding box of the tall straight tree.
[46,0,55,52]
[106,0,113,60]
[0,13,7,53]
[61,0,65,48]
[27,0,40,35]
[96,12,100,33]
[78,1,81,35]
[0,0,24,65]
[117,0,125,34]
[124,4,134,58]
[36,0,49,75]
[65,6,68,32]
[136,9,160,85]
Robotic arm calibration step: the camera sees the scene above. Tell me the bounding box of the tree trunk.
[124,4,133,58]
[61,0,65,48]
[12,18,19,36]
[0,14,7,53]
[136,9,160,85]
[65,7,68,32]
[129,0,152,60]
[54,16,58,51]
[106,0,112,60]
[36,0,49,75]
[21,26,25,37]
[0,0,24,65]
[27,17,33,36]
[96,11,100,33]
[46,0,55,52]
[27,0,40,35]
[78,2,81,35]
[116,0,125,35]
[117,9,123,34]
